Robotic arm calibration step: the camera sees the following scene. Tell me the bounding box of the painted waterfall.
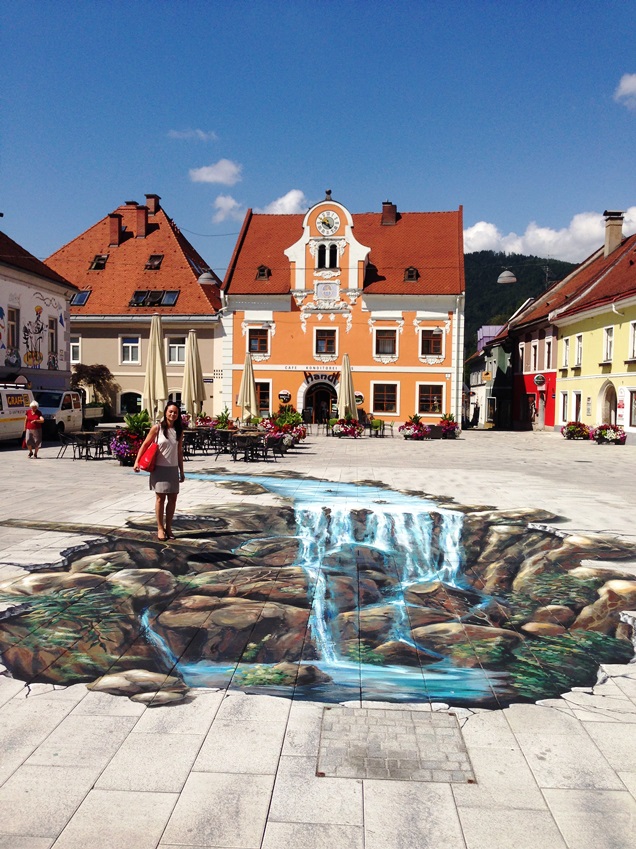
[0,472,634,706]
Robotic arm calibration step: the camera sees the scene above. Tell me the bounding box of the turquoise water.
[146,473,512,705]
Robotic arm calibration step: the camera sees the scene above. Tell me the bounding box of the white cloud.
[212,194,246,223]
[255,189,308,214]
[190,159,242,185]
[464,208,636,262]
[168,129,218,141]
[614,73,636,110]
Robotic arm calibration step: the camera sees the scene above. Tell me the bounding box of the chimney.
[145,194,161,215]
[108,213,122,246]
[381,200,397,225]
[604,210,624,257]
[136,205,148,238]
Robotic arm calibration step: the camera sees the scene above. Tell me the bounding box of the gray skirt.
[149,465,180,494]
[25,428,42,449]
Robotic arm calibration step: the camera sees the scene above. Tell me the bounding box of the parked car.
[33,390,84,435]
[0,383,35,443]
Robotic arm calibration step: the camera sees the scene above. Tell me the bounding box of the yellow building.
[550,212,636,439]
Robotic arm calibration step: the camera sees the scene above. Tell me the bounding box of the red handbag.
[138,439,159,472]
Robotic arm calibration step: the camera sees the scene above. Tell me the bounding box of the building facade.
[0,231,78,391]
[222,194,465,424]
[45,195,224,415]
[550,212,636,439]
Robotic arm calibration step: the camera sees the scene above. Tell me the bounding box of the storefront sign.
[303,371,340,386]
[278,390,292,403]
[354,392,364,405]
[617,387,626,425]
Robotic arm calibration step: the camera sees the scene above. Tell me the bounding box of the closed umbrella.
[337,353,357,419]
[181,329,207,419]
[237,352,258,421]
[142,314,168,420]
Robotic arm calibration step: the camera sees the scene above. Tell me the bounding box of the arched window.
[317,244,327,269]
[329,244,338,269]
[120,392,142,415]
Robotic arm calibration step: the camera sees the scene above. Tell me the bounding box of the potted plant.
[398,414,431,440]
[332,417,364,438]
[110,410,151,465]
[214,407,231,429]
[439,413,460,439]
[561,421,591,440]
[591,423,626,444]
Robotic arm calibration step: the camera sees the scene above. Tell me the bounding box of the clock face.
[316,210,340,235]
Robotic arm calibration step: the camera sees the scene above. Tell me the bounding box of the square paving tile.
[317,707,475,782]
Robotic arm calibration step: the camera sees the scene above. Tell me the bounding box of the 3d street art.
[1,471,634,707]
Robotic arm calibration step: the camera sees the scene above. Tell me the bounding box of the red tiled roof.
[550,234,636,321]
[511,236,636,329]
[224,208,465,296]
[46,201,222,315]
[0,230,76,289]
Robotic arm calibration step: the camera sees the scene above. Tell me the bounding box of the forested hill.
[463,251,577,356]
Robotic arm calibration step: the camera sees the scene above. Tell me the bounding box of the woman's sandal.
[166,532,177,540]
[157,531,168,541]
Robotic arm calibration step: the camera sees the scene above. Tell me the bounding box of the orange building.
[222,193,465,425]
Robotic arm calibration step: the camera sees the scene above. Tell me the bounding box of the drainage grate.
[317,707,475,783]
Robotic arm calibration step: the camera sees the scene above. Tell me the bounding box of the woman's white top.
[155,426,179,467]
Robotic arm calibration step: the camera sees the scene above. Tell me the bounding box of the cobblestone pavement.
[0,429,635,849]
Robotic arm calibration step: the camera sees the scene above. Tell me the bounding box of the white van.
[0,384,34,442]
[33,390,83,435]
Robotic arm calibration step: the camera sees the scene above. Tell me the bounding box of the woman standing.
[24,399,44,458]
[134,402,185,541]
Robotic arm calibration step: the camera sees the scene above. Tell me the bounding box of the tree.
[70,364,120,410]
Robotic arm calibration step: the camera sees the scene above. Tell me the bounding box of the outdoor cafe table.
[73,431,105,461]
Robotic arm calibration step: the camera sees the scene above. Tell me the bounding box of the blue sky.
[2,0,635,274]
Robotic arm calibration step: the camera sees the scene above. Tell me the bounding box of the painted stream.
[144,474,511,703]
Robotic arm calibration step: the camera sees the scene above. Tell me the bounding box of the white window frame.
[167,335,187,364]
[531,342,538,372]
[630,322,636,360]
[255,379,272,417]
[247,326,271,356]
[120,334,141,365]
[419,328,445,361]
[370,380,400,416]
[603,325,614,362]
[313,326,339,358]
[573,391,582,421]
[560,391,569,424]
[48,316,58,357]
[545,338,552,370]
[7,306,19,349]
[562,338,569,368]
[518,343,525,373]
[70,335,81,364]
[373,326,399,361]
[574,334,583,367]
[416,381,445,417]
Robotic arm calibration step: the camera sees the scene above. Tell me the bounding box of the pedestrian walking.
[24,399,44,458]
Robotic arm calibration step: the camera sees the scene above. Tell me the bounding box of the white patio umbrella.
[237,352,258,421]
[142,314,168,420]
[181,329,207,419]
[337,353,357,419]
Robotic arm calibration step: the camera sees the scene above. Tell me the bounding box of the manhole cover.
[317,707,475,783]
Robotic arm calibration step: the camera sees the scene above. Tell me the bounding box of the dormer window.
[129,290,180,307]
[145,254,164,270]
[256,265,271,280]
[317,244,338,270]
[404,266,419,282]
[70,291,91,306]
[89,254,108,270]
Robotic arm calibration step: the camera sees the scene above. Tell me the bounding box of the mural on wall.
[22,305,44,368]
[0,471,634,707]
